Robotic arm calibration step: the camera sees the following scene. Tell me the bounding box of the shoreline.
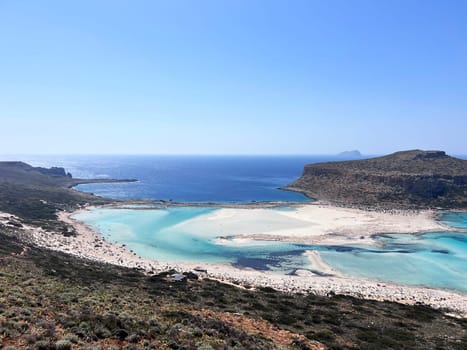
[17,204,467,317]
[169,202,454,247]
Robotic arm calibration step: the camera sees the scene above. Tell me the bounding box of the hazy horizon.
[1,1,466,155]
[2,150,467,158]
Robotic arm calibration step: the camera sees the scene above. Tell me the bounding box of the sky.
[0,0,466,155]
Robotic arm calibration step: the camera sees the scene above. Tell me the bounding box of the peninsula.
[0,161,135,227]
[286,150,467,209]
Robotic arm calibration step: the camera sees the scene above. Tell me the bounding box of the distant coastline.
[67,177,138,188]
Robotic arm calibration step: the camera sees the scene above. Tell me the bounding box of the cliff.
[287,150,467,209]
[0,161,136,188]
[0,161,135,224]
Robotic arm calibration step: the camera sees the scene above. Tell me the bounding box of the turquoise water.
[321,212,467,292]
[321,211,467,291]
[75,207,313,269]
[439,212,467,229]
[75,207,467,292]
[320,232,467,291]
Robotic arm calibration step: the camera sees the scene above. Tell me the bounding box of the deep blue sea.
[2,154,465,202]
[1,154,355,202]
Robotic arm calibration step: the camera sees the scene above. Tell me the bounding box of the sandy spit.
[174,203,449,246]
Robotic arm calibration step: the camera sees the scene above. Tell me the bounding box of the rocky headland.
[286,150,467,209]
[0,161,137,188]
[0,161,135,232]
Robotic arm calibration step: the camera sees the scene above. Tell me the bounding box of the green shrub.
[314,329,335,341]
[62,333,79,343]
[127,333,139,343]
[94,326,112,339]
[25,333,38,344]
[192,327,203,337]
[35,340,50,350]
[86,346,103,350]
[55,339,72,350]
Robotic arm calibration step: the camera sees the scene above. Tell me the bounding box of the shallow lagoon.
[74,207,313,268]
[75,208,467,292]
[439,211,467,229]
[321,231,467,292]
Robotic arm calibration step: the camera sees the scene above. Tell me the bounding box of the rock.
[286,150,467,209]
[183,271,199,280]
[36,166,68,177]
[171,273,187,282]
[193,267,208,273]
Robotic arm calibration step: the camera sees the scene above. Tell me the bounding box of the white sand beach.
[174,203,446,246]
[12,203,467,317]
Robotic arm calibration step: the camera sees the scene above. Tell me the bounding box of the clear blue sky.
[1,0,466,155]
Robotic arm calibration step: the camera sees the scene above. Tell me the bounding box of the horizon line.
[1,152,375,157]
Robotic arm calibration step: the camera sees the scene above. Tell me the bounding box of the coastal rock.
[0,161,137,188]
[36,166,69,177]
[286,150,467,209]
[171,273,187,282]
[0,161,137,224]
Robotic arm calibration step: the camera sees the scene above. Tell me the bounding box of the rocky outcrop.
[36,166,71,178]
[286,150,467,209]
[0,161,135,188]
[0,161,138,224]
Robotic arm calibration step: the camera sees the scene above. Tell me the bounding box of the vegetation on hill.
[0,162,133,231]
[0,161,136,189]
[287,150,467,209]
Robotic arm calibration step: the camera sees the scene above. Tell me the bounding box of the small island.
[337,150,363,159]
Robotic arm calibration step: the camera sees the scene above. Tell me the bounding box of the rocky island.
[337,150,363,159]
[286,150,467,209]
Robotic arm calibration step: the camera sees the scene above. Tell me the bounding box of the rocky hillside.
[0,162,134,228]
[0,161,135,188]
[286,150,467,209]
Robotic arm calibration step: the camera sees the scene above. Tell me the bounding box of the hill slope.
[0,161,135,188]
[286,150,467,209]
[0,161,134,228]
